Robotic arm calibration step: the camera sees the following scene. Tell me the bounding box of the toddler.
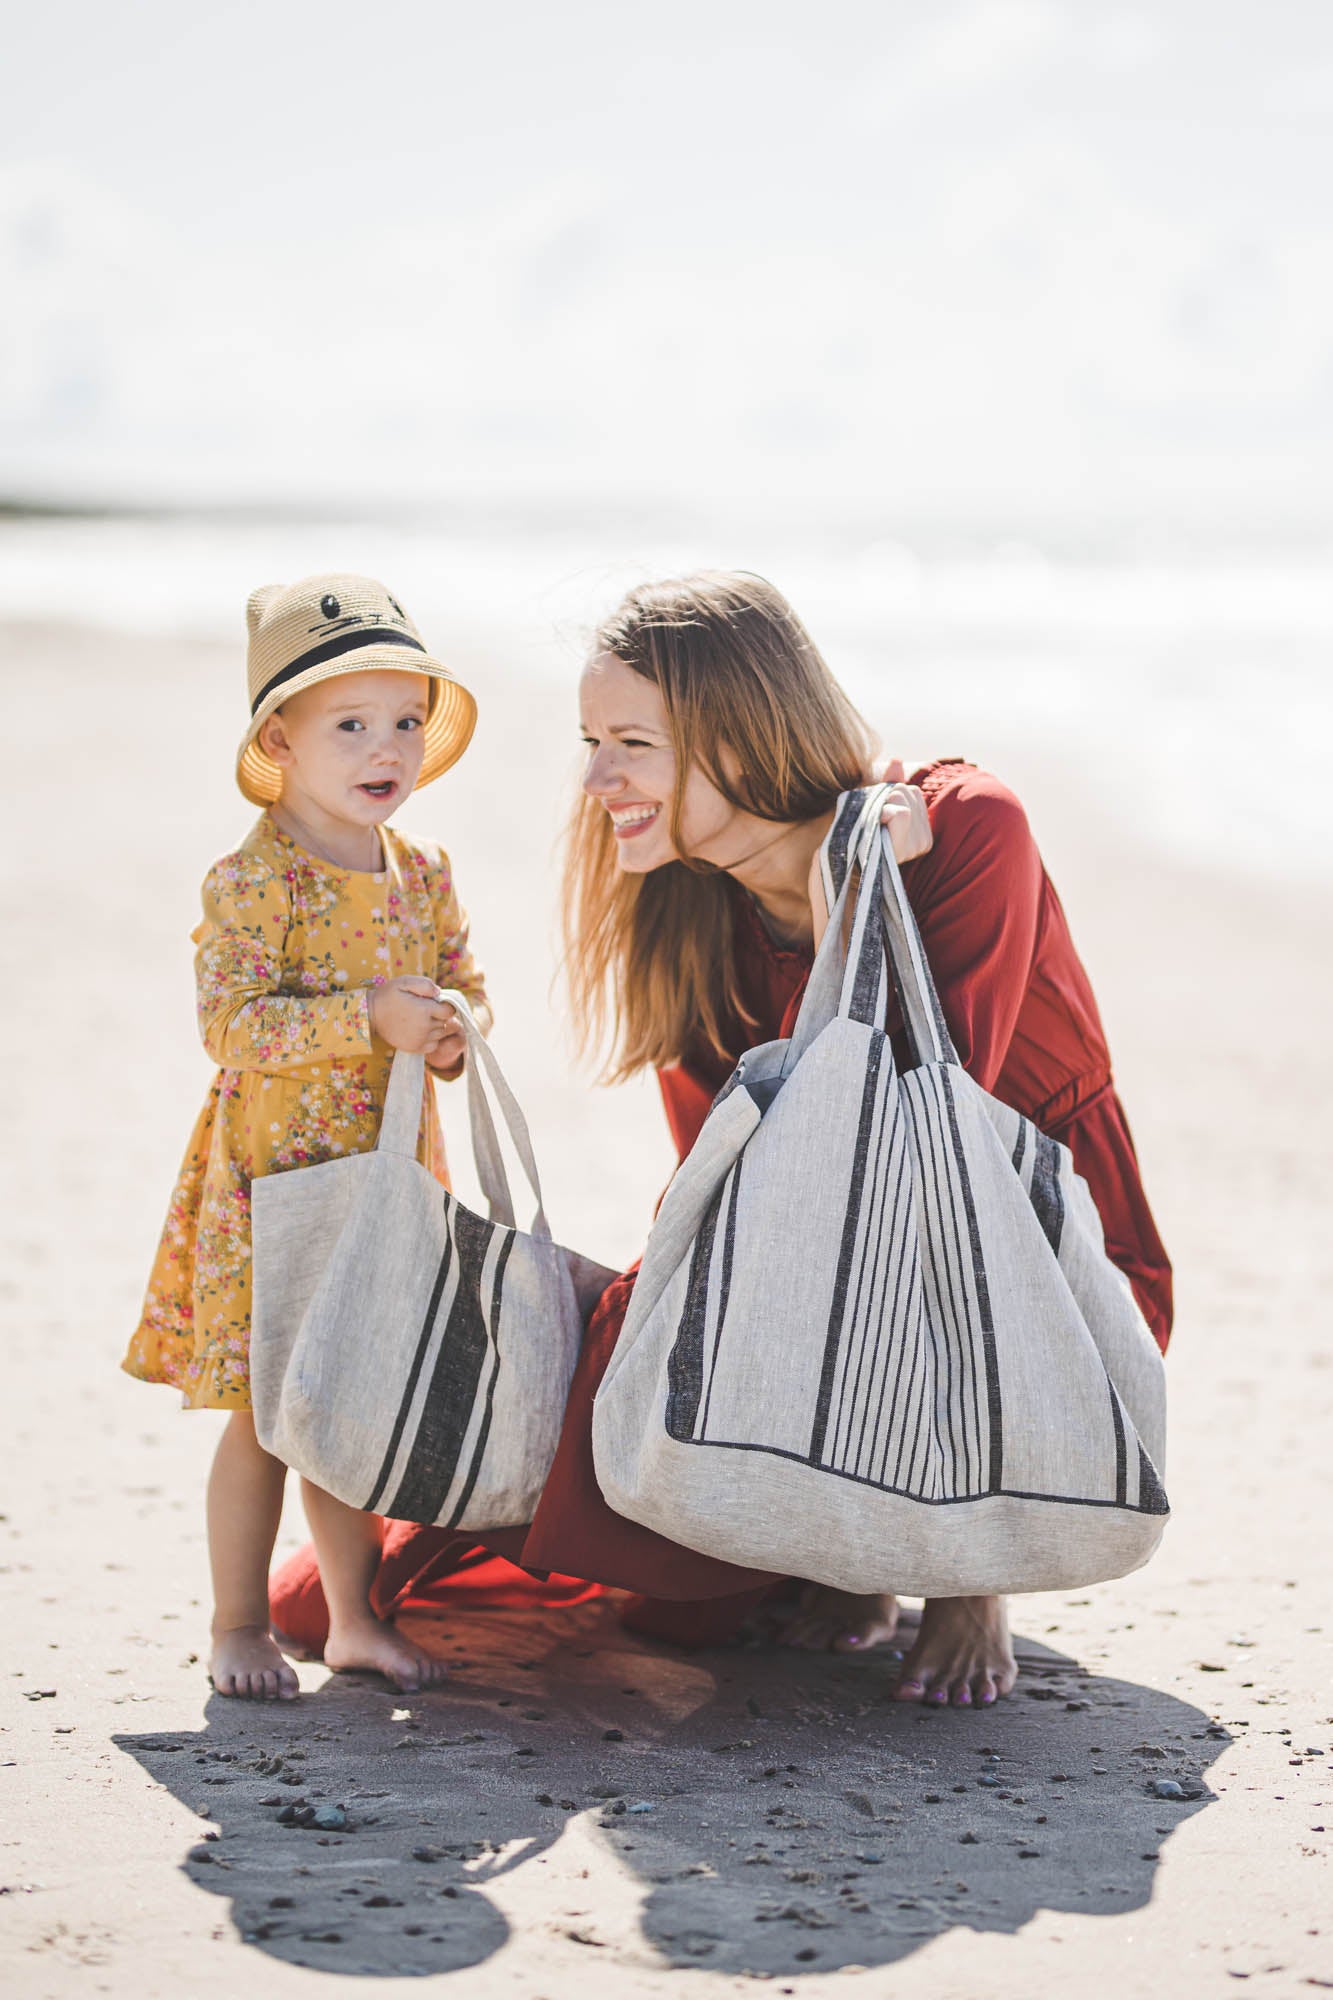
[124,573,490,1698]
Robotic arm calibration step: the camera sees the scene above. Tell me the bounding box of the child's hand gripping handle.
[376,990,552,1241]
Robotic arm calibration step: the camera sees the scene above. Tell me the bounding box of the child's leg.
[207,1410,299,1700]
[300,1481,447,1693]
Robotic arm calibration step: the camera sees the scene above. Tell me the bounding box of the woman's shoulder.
[904,760,1036,877]
[909,758,1030,833]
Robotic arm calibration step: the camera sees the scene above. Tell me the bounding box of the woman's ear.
[257,711,294,766]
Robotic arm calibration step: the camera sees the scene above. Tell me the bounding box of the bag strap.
[440,989,554,1241]
[787,785,959,1072]
[781,787,886,1074]
[874,826,958,1068]
[374,994,553,1242]
[377,1047,429,1157]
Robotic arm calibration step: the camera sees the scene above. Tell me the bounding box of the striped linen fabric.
[250,996,612,1528]
[592,788,1169,1597]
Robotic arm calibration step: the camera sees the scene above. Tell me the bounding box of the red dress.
[270,763,1171,1650]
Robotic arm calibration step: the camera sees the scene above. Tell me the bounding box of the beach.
[2,582,1331,1998]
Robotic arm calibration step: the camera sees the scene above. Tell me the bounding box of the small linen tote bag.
[591,788,1169,1597]
[251,994,611,1529]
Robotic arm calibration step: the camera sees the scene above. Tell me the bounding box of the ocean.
[1,508,1328,887]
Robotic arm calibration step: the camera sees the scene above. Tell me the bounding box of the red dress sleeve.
[903,767,1044,1089]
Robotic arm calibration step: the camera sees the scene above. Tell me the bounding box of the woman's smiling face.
[579,652,744,873]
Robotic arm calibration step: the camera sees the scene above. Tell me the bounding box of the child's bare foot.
[211,1623,299,1700]
[780,1586,901,1652]
[892,1595,1017,1707]
[324,1617,448,1692]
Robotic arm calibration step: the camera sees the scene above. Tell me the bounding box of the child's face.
[259,671,430,827]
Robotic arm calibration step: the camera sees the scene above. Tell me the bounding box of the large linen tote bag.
[592,788,1169,1597]
[251,994,610,1529]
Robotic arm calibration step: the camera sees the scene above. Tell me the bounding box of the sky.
[2,0,1331,526]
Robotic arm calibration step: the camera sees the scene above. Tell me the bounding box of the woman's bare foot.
[323,1616,448,1692]
[892,1595,1017,1707]
[211,1622,299,1700]
[781,1585,901,1652]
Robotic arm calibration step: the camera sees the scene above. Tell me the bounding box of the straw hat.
[236,572,477,806]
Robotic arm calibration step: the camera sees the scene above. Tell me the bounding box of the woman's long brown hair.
[563,571,875,1081]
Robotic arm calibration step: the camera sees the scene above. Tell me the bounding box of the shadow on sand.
[118,1597,1225,1978]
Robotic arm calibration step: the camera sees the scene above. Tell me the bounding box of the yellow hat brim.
[235,649,477,807]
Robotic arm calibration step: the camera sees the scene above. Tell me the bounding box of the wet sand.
[2,619,1330,1997]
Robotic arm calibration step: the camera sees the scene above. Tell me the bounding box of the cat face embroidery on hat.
[236,572,478,807]
[304,583,410,642]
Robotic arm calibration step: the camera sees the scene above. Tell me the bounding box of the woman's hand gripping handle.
[808,765,933,952]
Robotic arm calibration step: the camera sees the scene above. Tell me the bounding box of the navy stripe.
[809,1036,884,1463]
[252,627,427,711]
[845,1115,907,1477]
[442,1231,516,1530]
[665,1181,727,1440]
[915,1072,972,1494]
[1109,1378,1128,1506]
[882,916,927,1071]
[385,1208,498,1523]
[848,895,886,1027]
[883,1140,927,1492]
[1136,1445,1170,1516]
[698,1156,745,1437]
[939,1068,1004,1493]
[890,1104,933,1492]
[867,1145,920,1488]
[364,1223,453,1513]
[826,791,867,897]
[827,1056,885,1466]
[1029,1131,1066,1257]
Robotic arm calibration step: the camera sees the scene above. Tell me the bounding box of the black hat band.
[252,627,428,715]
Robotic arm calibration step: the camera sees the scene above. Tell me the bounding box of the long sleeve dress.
[267,762,1172,1649]
[123,814,489,1411]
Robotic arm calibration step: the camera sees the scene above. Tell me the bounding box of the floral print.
[123,814,490,1410]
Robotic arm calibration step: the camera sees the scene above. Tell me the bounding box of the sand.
[2,618,1331,1998]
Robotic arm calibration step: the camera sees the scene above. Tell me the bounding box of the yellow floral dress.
[123,814,490,1411]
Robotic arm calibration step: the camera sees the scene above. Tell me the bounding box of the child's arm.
[194,858,451,1072]
[424,852,492,1078]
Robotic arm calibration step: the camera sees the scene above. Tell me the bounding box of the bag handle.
[374,992,553,1241]
[874,824,958,1069]
[781,787,886,1074]
[786,785,957,1073]
[376,1046,430,1158]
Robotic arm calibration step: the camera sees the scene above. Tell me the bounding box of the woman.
[271,571,1171,1707]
